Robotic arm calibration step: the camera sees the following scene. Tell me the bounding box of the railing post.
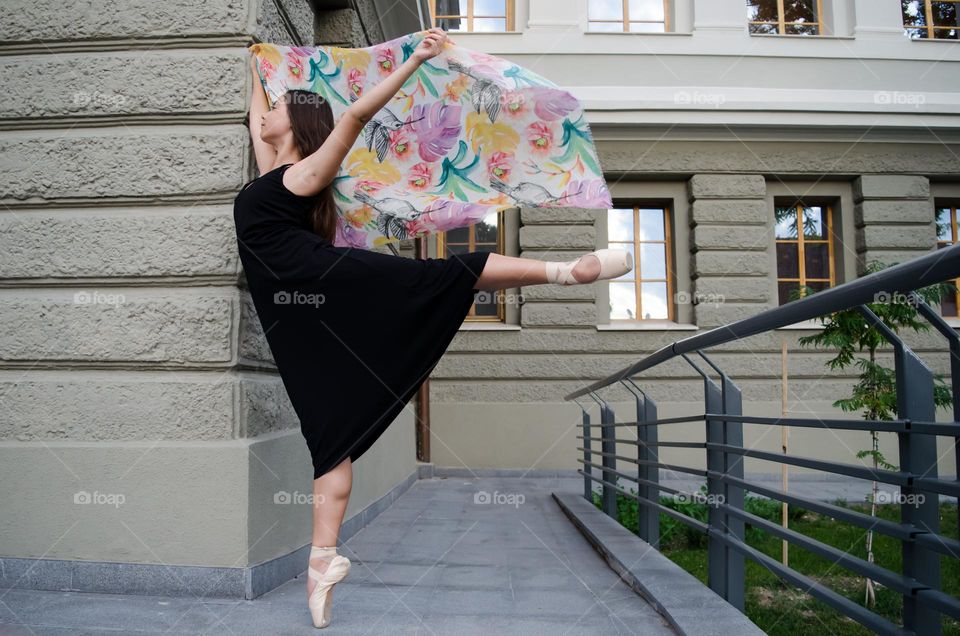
[701,352,746,613]
[723,383,746,612]
[680,353,731,602]
[704,375,728,601]
[583,408,592,502]
[573,398,593,502]
[858,305,942,636]
[588,392,618,518]
[622,379,659,547]
[911,292,960,539]
[600,401,618,518]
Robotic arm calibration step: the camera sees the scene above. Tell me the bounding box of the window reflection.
[936,205,960,316]
[747,0,822,35]
[775,203,836,305]
[902,0,959,39]
[608,206,673,320]
[431,0,513,32]
[587,0,669,32]
[438,210,503,320]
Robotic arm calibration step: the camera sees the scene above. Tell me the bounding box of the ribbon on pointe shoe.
[545,256,585,286]
[545,249,633,286]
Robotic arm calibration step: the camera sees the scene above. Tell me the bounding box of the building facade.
[0,0,430,597]
[418,0,960,480]
[0,0,957,597]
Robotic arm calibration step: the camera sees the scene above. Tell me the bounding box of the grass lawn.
[591,487,959,635]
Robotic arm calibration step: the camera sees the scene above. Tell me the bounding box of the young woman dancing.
[233,27,632,628]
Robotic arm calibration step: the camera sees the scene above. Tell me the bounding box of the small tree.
[790,260,954,608]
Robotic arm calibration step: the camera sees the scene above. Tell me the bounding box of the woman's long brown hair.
[282,89,339,243]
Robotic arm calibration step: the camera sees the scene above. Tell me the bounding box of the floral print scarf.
[250,31,612,249]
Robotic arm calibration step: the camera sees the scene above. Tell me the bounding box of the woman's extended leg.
[474,252,603,292]
[307,456,352,600]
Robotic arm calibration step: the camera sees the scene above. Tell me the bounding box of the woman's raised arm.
[286,28,452,197]
[248,54,278,175]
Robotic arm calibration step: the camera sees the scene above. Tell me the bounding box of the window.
[607,206,674,320]
[936,204,960,316]
[747,0,823,35]
[775,202,836,304]
[902,1,960,39]
[437,210,504,320]
[587,0,670,32]
[429,0,515,32]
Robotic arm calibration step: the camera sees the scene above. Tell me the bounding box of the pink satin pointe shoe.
[546,248,633,285]
[307,545,351,629]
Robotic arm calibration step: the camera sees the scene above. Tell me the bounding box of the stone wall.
[0,0,423,596]
[430,136,959,476]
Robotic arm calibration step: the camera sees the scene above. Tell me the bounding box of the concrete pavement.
[0,475,675,635]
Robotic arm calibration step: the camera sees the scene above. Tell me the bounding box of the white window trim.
[598,320,697,331]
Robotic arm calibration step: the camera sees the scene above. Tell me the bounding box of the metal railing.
[565,244,960,636]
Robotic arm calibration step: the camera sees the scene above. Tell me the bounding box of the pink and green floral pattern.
[250,32,612,249]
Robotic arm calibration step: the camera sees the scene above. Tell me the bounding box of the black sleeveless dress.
[233,163,491,479]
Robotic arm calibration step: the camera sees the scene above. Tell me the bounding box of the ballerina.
[235,27,631,629]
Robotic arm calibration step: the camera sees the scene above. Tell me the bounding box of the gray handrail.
[566,242,960,635]
[565,242,960,401]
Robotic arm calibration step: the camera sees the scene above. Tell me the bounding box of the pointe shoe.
[546,249,633,285]
[307,545,351,628]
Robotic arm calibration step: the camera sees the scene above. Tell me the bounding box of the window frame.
[586,0,671,32]
[774,201,837,305]
[901,0,960,39]
[428,0,516,32]
[747,0,825,36]
[936,202,960,317]
[436,209,507,322]
[607,203,676,322]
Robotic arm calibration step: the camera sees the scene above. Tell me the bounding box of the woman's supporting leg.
[307,455,352,599]
[473,252,601,292]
